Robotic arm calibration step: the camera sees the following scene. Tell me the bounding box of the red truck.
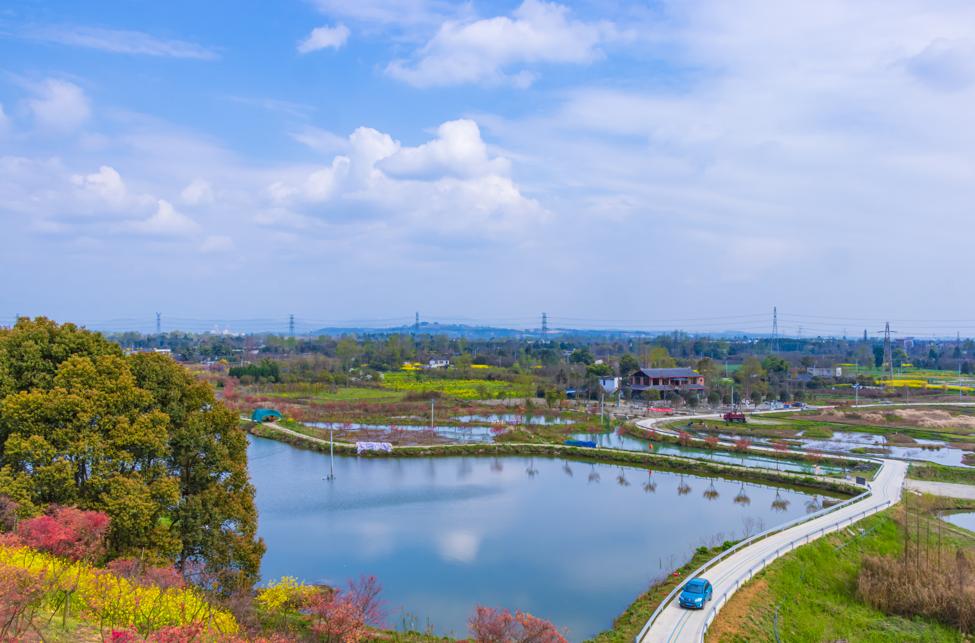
[723,412,747,423]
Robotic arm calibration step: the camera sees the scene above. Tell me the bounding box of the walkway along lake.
[248,436,831,640]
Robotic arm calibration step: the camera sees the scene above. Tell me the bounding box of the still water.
[794,431,970,467]
[943,512,975,532]
[249,436,826,640]
[571,431,845,475]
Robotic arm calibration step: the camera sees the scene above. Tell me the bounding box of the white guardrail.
[698,496,893,638]
[634,460,887,643]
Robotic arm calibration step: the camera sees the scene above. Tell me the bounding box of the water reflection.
[249,436,827,641]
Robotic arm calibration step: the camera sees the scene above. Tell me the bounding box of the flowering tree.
[17,506,110,561]
[0,563,46,640]
[733,438,751,453]
[469,606,566,643]
[678,431,692,447]
[304,575,384,642]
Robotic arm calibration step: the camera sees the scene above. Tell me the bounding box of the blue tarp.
[564,439,597,448]
[251,408,282,422]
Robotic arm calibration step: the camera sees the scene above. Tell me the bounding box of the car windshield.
[685,581,705,593]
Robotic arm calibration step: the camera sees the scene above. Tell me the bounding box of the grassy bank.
[908,462,975,485]
[587,543,735,643]
[706,499,975,642]
[246,423,861,497]
[627,423,874,477]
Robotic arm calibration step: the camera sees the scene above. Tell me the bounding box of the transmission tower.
[288,314,295,338]
[414,312,420,334]
[541,312,548,334]
[877,322,897,382]
[771,306,779,352]
[155,312,162,347]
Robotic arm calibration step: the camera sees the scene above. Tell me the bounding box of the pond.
[454,413,574,425]
[942,512,975,532]
[249,436,828,641]
[307,421,494,443]
[794,431,969,468]
[570,432,845,475]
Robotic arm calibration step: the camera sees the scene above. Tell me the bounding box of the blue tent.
[251,408,282,422]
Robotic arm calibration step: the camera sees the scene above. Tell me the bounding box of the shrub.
[106,558,185,590]
[0,543,237,636]
[0,562,46,639]
[17,506,110,561]
[469,606,566,643]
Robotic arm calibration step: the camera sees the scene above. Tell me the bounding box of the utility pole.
[288,314,295,339]
[430,398,435,427]
[156,312,162,347]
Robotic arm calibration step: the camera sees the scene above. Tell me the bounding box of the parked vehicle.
[678,577,713,609]
[723,411,747,423]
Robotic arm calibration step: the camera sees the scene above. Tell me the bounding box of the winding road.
[641,458,905,642]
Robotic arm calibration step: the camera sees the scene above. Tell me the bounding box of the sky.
[1,0,974,335]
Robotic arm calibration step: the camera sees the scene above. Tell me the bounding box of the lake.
[249,436,827,640]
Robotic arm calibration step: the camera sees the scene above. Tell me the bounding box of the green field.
[381,372,533,399]
[261,385,406,402]
[708,502,975,642]
[908,462,975,485]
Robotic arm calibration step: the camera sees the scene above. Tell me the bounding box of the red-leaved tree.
[0,563,46,640]
[304,575,384,643]
[17,506,110,561]
[469,606,566,643]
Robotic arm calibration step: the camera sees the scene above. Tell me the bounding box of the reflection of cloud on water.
[357,521,395,558]
[438,530,480,563]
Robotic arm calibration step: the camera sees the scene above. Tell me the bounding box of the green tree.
[618,354,639,376]
[734,356,768,401]
[646,347,676,368]
[0,318,264,591]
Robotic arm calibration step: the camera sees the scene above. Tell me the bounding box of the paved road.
[641,459,907,643]
[905,479,975,499]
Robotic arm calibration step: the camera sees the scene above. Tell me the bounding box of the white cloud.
[310,0,460,28]
[200,235,234,253]
[71,165,127,205]
[128,199,199,236]
[27,79,91,133]
[380,119,510,179]
[267,119,546,236]
[181,178,214,205]
[26,25,218,60]
[386,0,614,87]
[0,103,9,135]
[297,24,350,53]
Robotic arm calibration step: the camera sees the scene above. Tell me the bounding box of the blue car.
[678,578,713,609]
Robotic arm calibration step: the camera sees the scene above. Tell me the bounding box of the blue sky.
[2,1,975,335]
